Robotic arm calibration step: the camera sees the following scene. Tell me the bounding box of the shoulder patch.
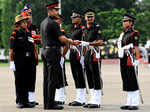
[80,25,85,29]
[133,29,138,33]
[96,24,100,27]
[133,30,140,37]
[96,24,101,31]
[134,36,138,40]
[9,36,15,40]
[98,30,101,34]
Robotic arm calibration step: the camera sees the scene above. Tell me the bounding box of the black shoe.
[55,101,65,105]
[44,105,64,110]
[16,103,35,108]
[128,106,139,110]
[68,101,85,106]
[16,103,25,108]
[83,104,91,108]
[87,104,100,108]
[120,105,129,110]
[29,101,39,105]
[24,103,35,108]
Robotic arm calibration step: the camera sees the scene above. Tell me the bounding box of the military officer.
[9,15,36,108]
[117,14,140,110]
[80,9,104,108]
[21,4,40,105]
[68,11,87,106]
[40,2,80,110]
[54,15,69,105]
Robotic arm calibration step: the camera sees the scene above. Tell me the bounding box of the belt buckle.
[26,52,30,57]
[45,46,50,49]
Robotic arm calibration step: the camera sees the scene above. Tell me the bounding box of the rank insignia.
[135,36,138,40]
[98,30,101,34]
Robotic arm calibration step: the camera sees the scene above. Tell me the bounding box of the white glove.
[28,36,34,43]
[80,56,84,66]
[80,41,89,47]
[10,61,16,71]
[133,60,140,66]
[118,48,124,58]
[60,57,64,68]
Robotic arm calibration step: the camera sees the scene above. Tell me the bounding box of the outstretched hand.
[79,41,89,47]
[72,40,81,45]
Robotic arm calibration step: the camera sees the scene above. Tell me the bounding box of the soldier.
[68,11,87,106]
[54,15,68,105]
[117,14,140,110]
[80,9,104,108]
[9,15,36,108]
[20,4,40,105]
[40,2,80,110]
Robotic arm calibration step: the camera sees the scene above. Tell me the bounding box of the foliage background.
[0,0,150,50]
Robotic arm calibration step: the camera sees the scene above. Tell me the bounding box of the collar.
[48,16,57,20]
[123,26,133,33]
[86,23,95,29]
[73,23,81,29]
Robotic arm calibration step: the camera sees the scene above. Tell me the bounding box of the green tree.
[97,8,126,40]
[1,0,16,49]
[0,0,150,49]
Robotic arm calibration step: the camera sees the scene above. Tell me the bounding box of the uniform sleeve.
[52,22,63,39]
[66,27,72,39]
[9,31,16,49]
[60,28,66,36]
[132,31,140,46]
[96,24,104,41]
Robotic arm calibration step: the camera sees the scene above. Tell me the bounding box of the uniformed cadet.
[9,15,36,108]
[54,15,68,105]
[80,9,104,108]
[21,4,40,105]
[40,2,80,110]
[68,11,87,106]
[117,14,140,110]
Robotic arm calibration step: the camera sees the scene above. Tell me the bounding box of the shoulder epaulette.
[96,24,100,27]
[80,25,84,28]
[130,29,140,41]
[133,30,140,36]
[9,36,15,40]
[60,28,65,33]
[11,32,16,35]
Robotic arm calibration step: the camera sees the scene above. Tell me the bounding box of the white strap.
[122,43,133,50]
[89,46,100,59]
[70,45,80,56]
[117,32,124,48]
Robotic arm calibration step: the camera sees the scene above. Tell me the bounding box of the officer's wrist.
[61,56,64,58]
[68,39,74,45]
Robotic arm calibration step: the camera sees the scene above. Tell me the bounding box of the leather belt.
[44,46,60,49]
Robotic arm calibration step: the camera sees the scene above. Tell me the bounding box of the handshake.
[69,39,89,47]
[79,41,89,47]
